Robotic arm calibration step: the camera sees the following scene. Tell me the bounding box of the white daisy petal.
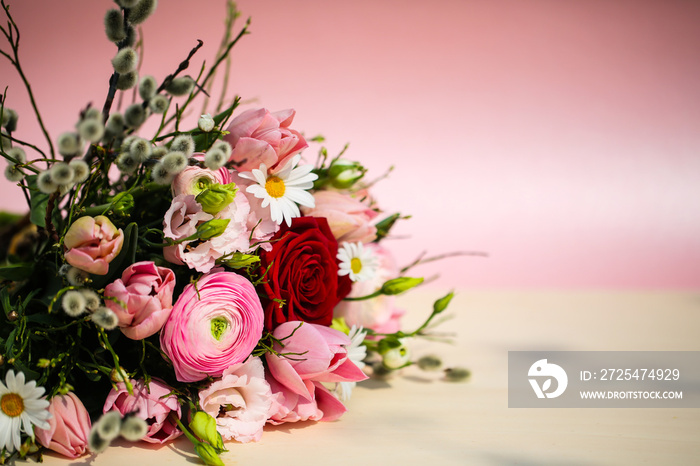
[0,370,52,452]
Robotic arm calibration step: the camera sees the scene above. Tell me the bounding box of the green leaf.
[0,262,34,281]
[219,252,260,269]
[26,175,49,228]
[5,328,16,353]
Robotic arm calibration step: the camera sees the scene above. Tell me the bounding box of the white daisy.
[0,370,51,452]
[240,154,317,227]
[336,325,368,401]
[337,242,378,282]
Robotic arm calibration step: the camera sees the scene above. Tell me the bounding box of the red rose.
[258,216,351,330]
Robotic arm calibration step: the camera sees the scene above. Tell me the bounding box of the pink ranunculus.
[35,392,91,459]
[160,271,265,382]
[301,191,379,244]
[103,378,182,444]
[171,154,232,197]
[198,357,275,443]
[163,192,252,273]
[223,108,307,172]
[64,215,124,275]
[334,243,405,332]
[103,261,176,340]
[265,321,367,424]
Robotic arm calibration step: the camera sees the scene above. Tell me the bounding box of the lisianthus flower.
[335,325,368,401]
[337,242,378,282]
[240,154,317,227]
[0,370,51,453]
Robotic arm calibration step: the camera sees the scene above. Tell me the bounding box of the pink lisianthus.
[103,378,182,444]
[34,392,90,459]
[198,357,275,443]
[171,154,232,197]
[103,261,176,340]
[223,108,307,172]
[64,215,124,275]
[301,190,379,244]
[334,243,405,333]
[265,321,367,424]
[160,271,264,382]
[163,193,252,273]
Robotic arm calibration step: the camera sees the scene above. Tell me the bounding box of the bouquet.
[0,1,466,464]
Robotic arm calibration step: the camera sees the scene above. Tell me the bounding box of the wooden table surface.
[34,291,700,466]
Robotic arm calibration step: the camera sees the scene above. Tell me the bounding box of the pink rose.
[160,271,265,382]
[103,378,182,444]
[265,322,367,424]
[334,243,404,332]
[171,154,232,197]
[35,393,91,459]
[64,215,124,275]
[223,108,307,172]
[198,357,275,443]
[301,191,379,244]
[104,261,176,340]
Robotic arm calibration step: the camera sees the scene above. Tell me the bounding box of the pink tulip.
[265,322,367,424]
[160,271,265,382]
[104,261,176,340]
[302,191,379,244]
[35,392,91,459]
[103,378,182,444]
[223,108,307,172]
[64,215,124,275]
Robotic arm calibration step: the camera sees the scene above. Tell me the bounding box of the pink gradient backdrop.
[1,0,699,289]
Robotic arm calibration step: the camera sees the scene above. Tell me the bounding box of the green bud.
[380,277,423,295]
[381,339,410,370]
[331,168,364,189]
[328,159,357,178]
[195,444,225,466]
[433,291,454,314]
[195,182,238,215]
[190,411,224,451]
[219,252,260,269]
[196,219,230,240]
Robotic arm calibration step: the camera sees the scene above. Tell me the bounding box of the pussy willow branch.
[0,0,55,160]
[101,7,133,123]
[155,39,204,95]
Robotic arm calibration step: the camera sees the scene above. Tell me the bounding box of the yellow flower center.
[351,257,363,274]
[0,393,24,417]
[265,176,286,198]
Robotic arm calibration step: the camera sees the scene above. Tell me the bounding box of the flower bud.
[95,411,122,441]
[129,138,152,162]
[128,0,158,26]
[194,443,225,466]
[57,132,82,157]
[92,306,119,330]
[124,103,146,128]
[116,70,138,90]
[110,192,135,215]
[106,113,125,135]
[138,75,157,100]
[7,310,18,322]
[210,140,231,158]
[170,134,194,157]
[380,277,424,295]
[50,162,75,186]
[331,168,364,189]
[149,95,169,114]
[204,149,226,170]
[165,76,194,96]
[116,152,139,174]
[120,415,148,441]
[198,114,215,132]
[195,182,237,214]
[37,170,58,194]
[4,165,24,182]
[88,428,109,453]
[70,160,90,183]
[111,47,139,74]
[77,118,105,143]
[2,108,18,132]
[382,341,410,370]
[5,147,26,164]
[196,218,230,240]
[0,129,11,151]
[116,0,139,7]
[62,290,87,317]
[109,367,128,383]
[80,289,101,311]
[189,411,224,451]
[104,9,126,42]
[151,162,174,185]
[66,267,89,286]
[161,151,188,174]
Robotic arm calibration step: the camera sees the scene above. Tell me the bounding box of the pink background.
[1,0,699,289]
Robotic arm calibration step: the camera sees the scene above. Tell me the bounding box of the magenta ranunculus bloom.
[198,357,275,443]
[223,108,307,172]
[160,271,265,382]
[265,321,367,424]
[103,378,182,444]
[34,392,91,459]
[63,215,124,275]
[104,261,176,340]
